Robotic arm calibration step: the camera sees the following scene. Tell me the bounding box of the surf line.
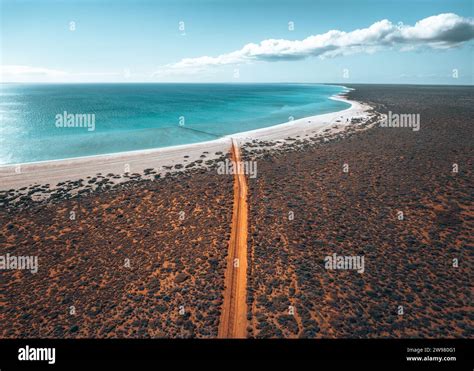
[218,138,248,338]
[177,125,221,138]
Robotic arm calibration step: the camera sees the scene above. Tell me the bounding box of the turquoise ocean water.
[0,83,349,165]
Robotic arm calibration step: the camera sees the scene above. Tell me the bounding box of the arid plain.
[1,85,472,338]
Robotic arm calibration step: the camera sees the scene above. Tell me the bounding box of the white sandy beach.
[0,94,372,191]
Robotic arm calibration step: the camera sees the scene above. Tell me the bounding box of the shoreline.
[0,84,353,168]
[0,91,374,191]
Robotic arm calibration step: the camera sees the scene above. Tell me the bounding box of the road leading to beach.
[218,139,248,338]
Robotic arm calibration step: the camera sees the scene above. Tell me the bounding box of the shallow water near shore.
[0,83,349,165]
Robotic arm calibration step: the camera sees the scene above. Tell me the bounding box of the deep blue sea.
[0,83,349,164]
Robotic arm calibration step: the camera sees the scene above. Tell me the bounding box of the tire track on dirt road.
[218,138,248,338]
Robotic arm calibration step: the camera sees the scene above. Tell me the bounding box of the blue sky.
[1,0,473,84]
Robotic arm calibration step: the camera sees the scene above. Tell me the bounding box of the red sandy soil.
[0,166,233,338]
[243,85,473,338]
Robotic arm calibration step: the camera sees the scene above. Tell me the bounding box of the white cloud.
[0,65,68,79]
[0,66,129,82]
[155,13,474,75]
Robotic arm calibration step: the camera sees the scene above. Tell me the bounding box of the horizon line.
[1,81,473,86]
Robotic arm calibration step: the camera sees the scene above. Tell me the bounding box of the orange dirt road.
[218,138,248,338]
